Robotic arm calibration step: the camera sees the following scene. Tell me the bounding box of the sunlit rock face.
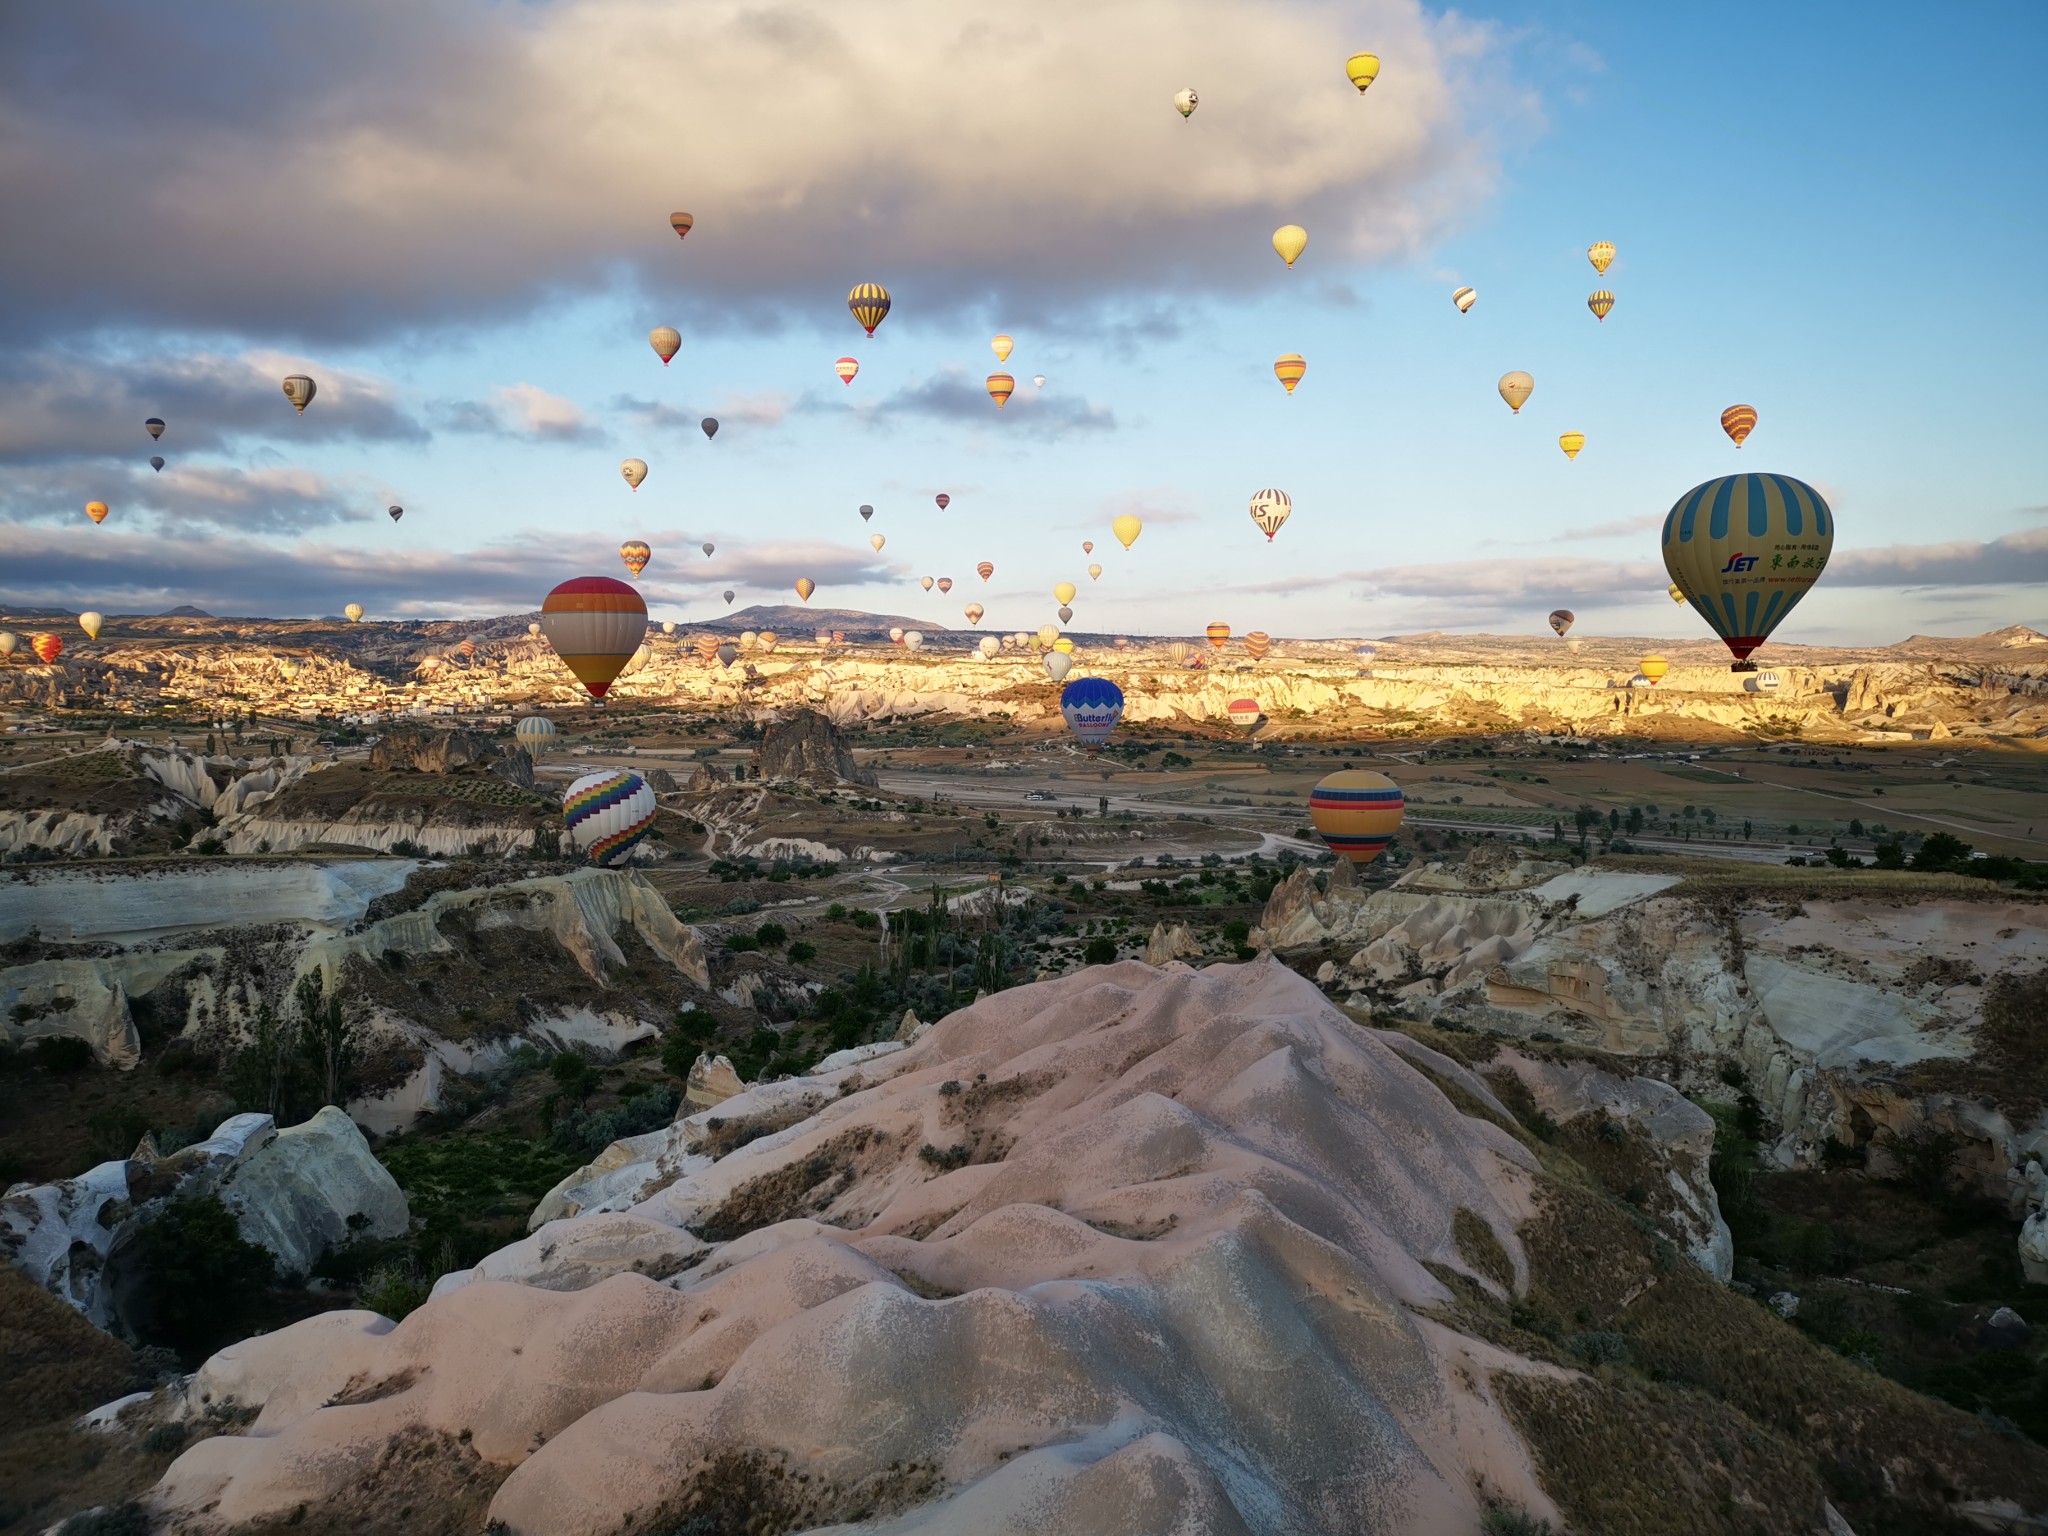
[145,959,1575,1536]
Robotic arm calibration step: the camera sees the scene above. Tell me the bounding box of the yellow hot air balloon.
[85,501,109,525]
[1720,404,1758,447]
[987,373,1015,409]
[1272,225,1308,269]
[1173,87,1198,118]
[1558,432,1586,461]
[1662,473,1833,665]
[1037,624,1059,650]
[1588,242,1616,275]
[1087,563,1103,581]
[1054,581,1077,606]
[620,458,648,490]
[921,576,935,592]
[619,541,652,578]
[870,533,885,552]
[1498,371,1534,414]
[1587,290,1615,322]
[1309,770,1404,865]
[1345,53,1381,92]
[648,326,681,365]
[1668,582,1687,604]
[847,283,891,336]
[344,603,365,623]
[1053,637,1074,655]
[1113,514,1142,550]
[991,334,1014,362]
[1273,354,1307,394]
[1640,655,1670,685]
[794,578,815,602]
[1205,622,1230,650]
[79,612,103,640]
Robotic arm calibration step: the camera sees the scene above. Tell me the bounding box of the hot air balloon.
[457,639,478,660]
[149,457,164,472]
[1243,631,1271,662]
[649,326,681,365]
[1559,432,1586,461]
[1227,699,1262,729]
[1668,583,1688,604]
[987,373,1015,409]
[1060,676,1124,748]
[1173,87,1198,118]
[794,578,815,602]
[853,505,873,525]
[1206,622,1230,650]
[759,630,780,654]
[1034,375,1046,388]
[1452,287,1476,314]
[620,459,648,491]
[935,493,951,510]
[1114,515,1143,549]
[848,283,891,335]
[1088,563,1103,581]
[528,621,543,638]
[937,577,954,594]
[1345,53,1381,91]
[1248,489,1292,541]
[991,335,1014,362]
[1588,242,1615,275]
[78,612,103,640]
[904,631,924,652]
[1274,354,1307,394]
[565,770,658,867]
[1640,655,1670,685]
[282,375,316,413]
[889,628,906,645]
[0,633,17,658]
[1309,771,1404,865]
[702,418,719,440]
[344,603,365,623]
[538,576,646,699]
[964,603,984,625]
[515,716,557,758]
[695,635,719,663]
[1587,290,1615,322]
[145,418,165,441]
[1054,581,1077,606]
[1355,644,1377,662]
[620,541,652,578]
[1498,372,1534,414]
[1057,605,1074,624]
[702,542,715,557]
[1750,671,1782,693]
[1720,405,1757,448]
[662,621,676,635]
[1043,652,1074,682]
[921,577,935,592]
[716,643,738,668]
[1037,625,1059,649]
[1662,472,1833,666]
[388,505,404,521]
[835,357,860,385]
[85,501,109,525]
[670,212,694,240]
[976,561,994,582]
[979,636,1000,659]
[31,633,63,665]
[866,534,885,555]
[1167,642,1191,667]
[1548,609,1575,638]
[1272,225,1308,269]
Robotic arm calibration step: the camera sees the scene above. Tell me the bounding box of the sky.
[2,0,2043,645]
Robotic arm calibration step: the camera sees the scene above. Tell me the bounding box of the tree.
[1626,806,1645,835]
[1873,841,1907,869]
[226,1003,299,1120]
[1912,832,1973,870]
[1849,818,1864,836]
[1083,936,1117,965]
[136,1194,275,1352]
[294,974,358,1109]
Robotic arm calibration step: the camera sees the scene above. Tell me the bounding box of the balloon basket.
[1730,661,1757,673]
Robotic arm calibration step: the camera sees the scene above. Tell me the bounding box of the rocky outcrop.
[367,726,502,775]
[1143,921,1202,966]
[684,1051,743,1110]
[1,1108,407,1332]
[751,708,876,787]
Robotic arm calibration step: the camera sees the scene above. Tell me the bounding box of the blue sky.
[2,0,2041,644]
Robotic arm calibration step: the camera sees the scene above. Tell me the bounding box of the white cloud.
[491,383,593,441]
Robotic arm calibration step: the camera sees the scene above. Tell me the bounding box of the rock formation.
[750,708,876,787]
[367,726,501,775]
[1142,920,1202,966]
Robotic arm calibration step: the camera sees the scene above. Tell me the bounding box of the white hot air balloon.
[78,612,104,640]
[904,631,925,652]
[979,636,1000,659]
[1044,652,1074,681]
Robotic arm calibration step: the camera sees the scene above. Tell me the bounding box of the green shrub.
[136,1194,275,1351]
[360,1261,432,1322]
[58,1505,151,1536]
[31,1035,94,1073]
[1082,936,1117,965]
[755,922,788,947]
[786,940,817,963]
[727,933,760,953]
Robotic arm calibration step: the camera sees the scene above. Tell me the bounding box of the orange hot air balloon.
[1720,404,1757,447]
[30,633,63,665]
[794,578,816,602]
[539,577,647,700]
[976,561,994,582]
[85,501,109,525]
[835,356,860,385]
[987,373,1015,409]
[619,541,652,578]
[1243,631,1271,661]
[670,212,694,240]
[1205,622,1231,651]
[696,634,719,663]
[1273,354,1307,394]
[1309,770,1405,866]
[1640,655,1670,685]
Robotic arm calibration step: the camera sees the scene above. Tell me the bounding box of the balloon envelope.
[1054,581,1077,605]
[1206,622,1230,650]
[904,631,924,651]
[964,603,984,624]
[986,373,1015,409]
[870,534,885,552]
[1274,354,1307,394]
[619,541,652,578]
[1309,771,1405,865]
[670,212,694,239]
[515,716,557,757]
[620,459,648,490]
[1173,87,1197,117]
[1558,432,1585,461]
[1548,609,1575,637]
[794,578,815,601]
[145,417,165,440]
[30,633,63,665]
[149,456,164,472]
[1661,472,1833,662]
[649,326,681,365]
[79,612,103,640]
[388,505,404,521]
[1057,606,1074,624]
[1720,405,1758,447]
[1640,655,1670,684]
[1060,676,1124,747]
[1588,241,1615,274]
[979,636,1000,658]
[539,576,647,699]
[1498,372,1534,414]
[344,603,364,623]
[1227,699,1262,728]
[0,633,16,657]
[1037,624,1059,649]
[701,417,719,439]
[282,375,316,413]
[85,501,109,524]
[991,334,1014,361]
[937,577,953,594]
[1587,290,1615,322]
[859,504,874,521]
[1452,287,1476,313]
[702,542,715,557]
[1043,652,1074,682]
[1088,564,1103,581]
[1345,52,1381,91]
[1248,489,1291,540]
[1243,631,1271,661]
[847,283,891,335]
[564,770,657,867]
[935,493,951,510]
[1112,514,1142,549]
[1272,224,1308,268]
[836,357,860,385]
[976,561,994,581]
[921,577,934,592]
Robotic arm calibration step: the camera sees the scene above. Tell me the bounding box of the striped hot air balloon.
[1548,609,1575,638]
[1587,290,1615,322]
[515,716,557,758]
[1060,677,1124,748]
[1720,404,1758,447]
[1662,472,1833,665]
[1205,622,1231,651]
[344,604,365,623]
[1640,655,1670,685]
[619,541,652,578]
[1559,432,1586,461]
[564,770,657,867]
[1243,631,1271,661]
[987,373,1015,409]
[835,357,860,385]
[539,576,647,700]
[937,577,954,594]
[991,334,1014,362]
[1227,698,1262,729]
[976,561,994,582]
[935,493,951,510]
[1308,770,1405,866]
[1248,489,1291,541]
[670,212,694,240]
[964,603,984,625]
[696,634,719,663]
[847,283,891,335]
[1452,286,1476,314]
[1273,354,1307,394]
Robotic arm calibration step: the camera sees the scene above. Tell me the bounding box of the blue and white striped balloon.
[1060,676,1125,748]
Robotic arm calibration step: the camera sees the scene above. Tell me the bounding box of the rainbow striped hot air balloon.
[1243,631,1271,662]
[539,576,647,700]
[987,373,1015,409]
[848,283,891,336]
[1060,676,1124,748]
[1308,771,1405,866]
[1661,472,1833,665]
[1273,354,1307,394]
[563,770,657,867]
[1205,622,1231,651]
